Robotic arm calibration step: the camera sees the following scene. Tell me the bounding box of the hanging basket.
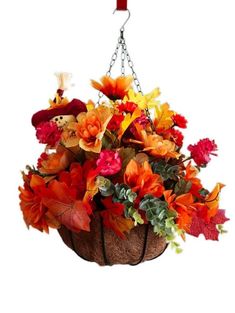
[18,0,228,266]
[58,212,167,266]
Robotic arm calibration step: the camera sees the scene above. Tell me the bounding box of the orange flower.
[75,105,113,153]
[174,193,195,232]
[38,148,72,175]
[134,124,180,159]
[19,174,60,233]
[91,75,133,100]
[124,159,164,199]
[184,162,203,198]
[164,190,196,232]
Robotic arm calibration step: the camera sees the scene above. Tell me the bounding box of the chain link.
[106,41,120,77]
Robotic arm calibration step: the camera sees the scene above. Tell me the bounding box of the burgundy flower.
[36,121,61,147]
[107,114,124,131]
[172,114,188,128]
[188,138,218,166]
[96,150,122,176]
[130,113,149,136]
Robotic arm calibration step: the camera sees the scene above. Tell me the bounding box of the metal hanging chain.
[120,30,142,94]
[97,29,143,104]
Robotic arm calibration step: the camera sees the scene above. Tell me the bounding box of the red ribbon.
[117,0,127,10]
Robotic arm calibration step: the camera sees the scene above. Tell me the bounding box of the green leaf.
[151,160,179,181]
[174,179,192,195]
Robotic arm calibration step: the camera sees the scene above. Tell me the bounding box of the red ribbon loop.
[117,0,127,11]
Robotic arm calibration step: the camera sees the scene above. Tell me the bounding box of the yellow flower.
[123,88,161,110]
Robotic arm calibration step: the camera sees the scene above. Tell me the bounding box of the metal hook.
[113,8,131,32]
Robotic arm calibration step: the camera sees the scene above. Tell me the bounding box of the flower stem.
[177,157,192,165]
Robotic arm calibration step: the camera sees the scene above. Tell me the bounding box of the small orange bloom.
[124,159,164,199]
[91,75,133,100]
[135,124,180,159]
[38,148,72,175]
[75,106,113,153]
[19,174,60,233]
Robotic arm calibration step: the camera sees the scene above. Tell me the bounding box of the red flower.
[117,101,137,113]
[164,128,184,147]
[172,114,187,128]
[96,150,122,176]
[188,138,218,167]
[107,114,124,131]
[37,152,48,168]
[36,121,61,147]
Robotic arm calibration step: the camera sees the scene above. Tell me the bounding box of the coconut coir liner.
[58,212,168,266]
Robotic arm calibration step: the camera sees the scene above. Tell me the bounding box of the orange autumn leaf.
[83,165,101,214]
[19,174,60,233]
[124,159,164,199]
[101,197,134,239]
[205,183,225,219]
[41,180,90,233]
[118,107,142,140]
[91,75,133,100]
[175,193,194,207]
[163,190,176,210]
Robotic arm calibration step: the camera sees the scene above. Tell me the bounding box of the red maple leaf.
[188,209,229,241]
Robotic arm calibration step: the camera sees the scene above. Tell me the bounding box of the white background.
[0,0,234,312]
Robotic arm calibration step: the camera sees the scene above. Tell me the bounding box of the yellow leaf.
[118,108,142,140]
[123,88,160,110]
[154,103,175,130]
[86,100,95,111]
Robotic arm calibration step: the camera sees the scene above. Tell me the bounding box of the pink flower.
[96,150,122,176]
[36,121,61,147]
[188,138,218,166]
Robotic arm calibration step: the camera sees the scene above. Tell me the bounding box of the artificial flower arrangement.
[19,73,229,265]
